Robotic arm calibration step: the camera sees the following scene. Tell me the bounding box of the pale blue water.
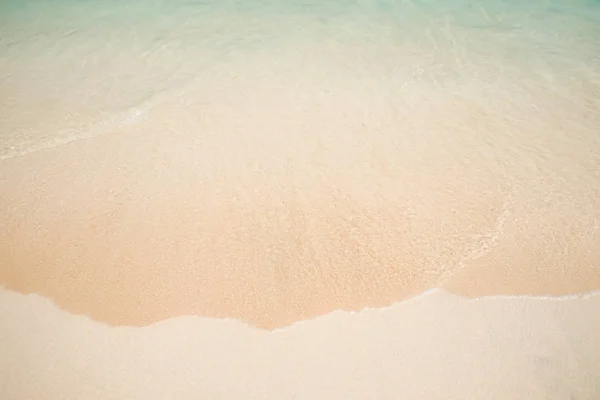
[1,1,598,155]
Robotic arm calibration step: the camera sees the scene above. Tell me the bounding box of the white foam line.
[268,288,600,333]
[0,72,208,161]
[462,289,600,302]
[434,195,513,287]
[0,106,148,161]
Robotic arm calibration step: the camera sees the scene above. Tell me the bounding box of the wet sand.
[1,59,600,329]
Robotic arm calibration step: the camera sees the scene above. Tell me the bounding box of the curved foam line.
[433,195,513,287]
[0,106,148,161]
[0,72,208,161]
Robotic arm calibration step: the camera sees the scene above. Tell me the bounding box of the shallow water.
[1,0,598,159]
[0,0,599,329]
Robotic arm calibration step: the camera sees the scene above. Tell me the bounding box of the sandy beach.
[1,0,600,398]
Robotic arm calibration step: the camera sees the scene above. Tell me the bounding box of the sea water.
[2,0,598,158]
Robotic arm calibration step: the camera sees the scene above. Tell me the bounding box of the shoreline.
[2,284,599,399]
[3,284,600,332]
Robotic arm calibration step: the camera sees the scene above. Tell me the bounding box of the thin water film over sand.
[1,0,599,329]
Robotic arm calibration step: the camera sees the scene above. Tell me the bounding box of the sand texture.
[1,286,600,400]
[1,0,600,398]
[1,49,600,328]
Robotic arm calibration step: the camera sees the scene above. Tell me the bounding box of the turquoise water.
[2,1,598,111]
[1,1,598,148]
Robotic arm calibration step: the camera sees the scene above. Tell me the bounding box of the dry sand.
[1,286,600,399]
[1,0,600,398]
